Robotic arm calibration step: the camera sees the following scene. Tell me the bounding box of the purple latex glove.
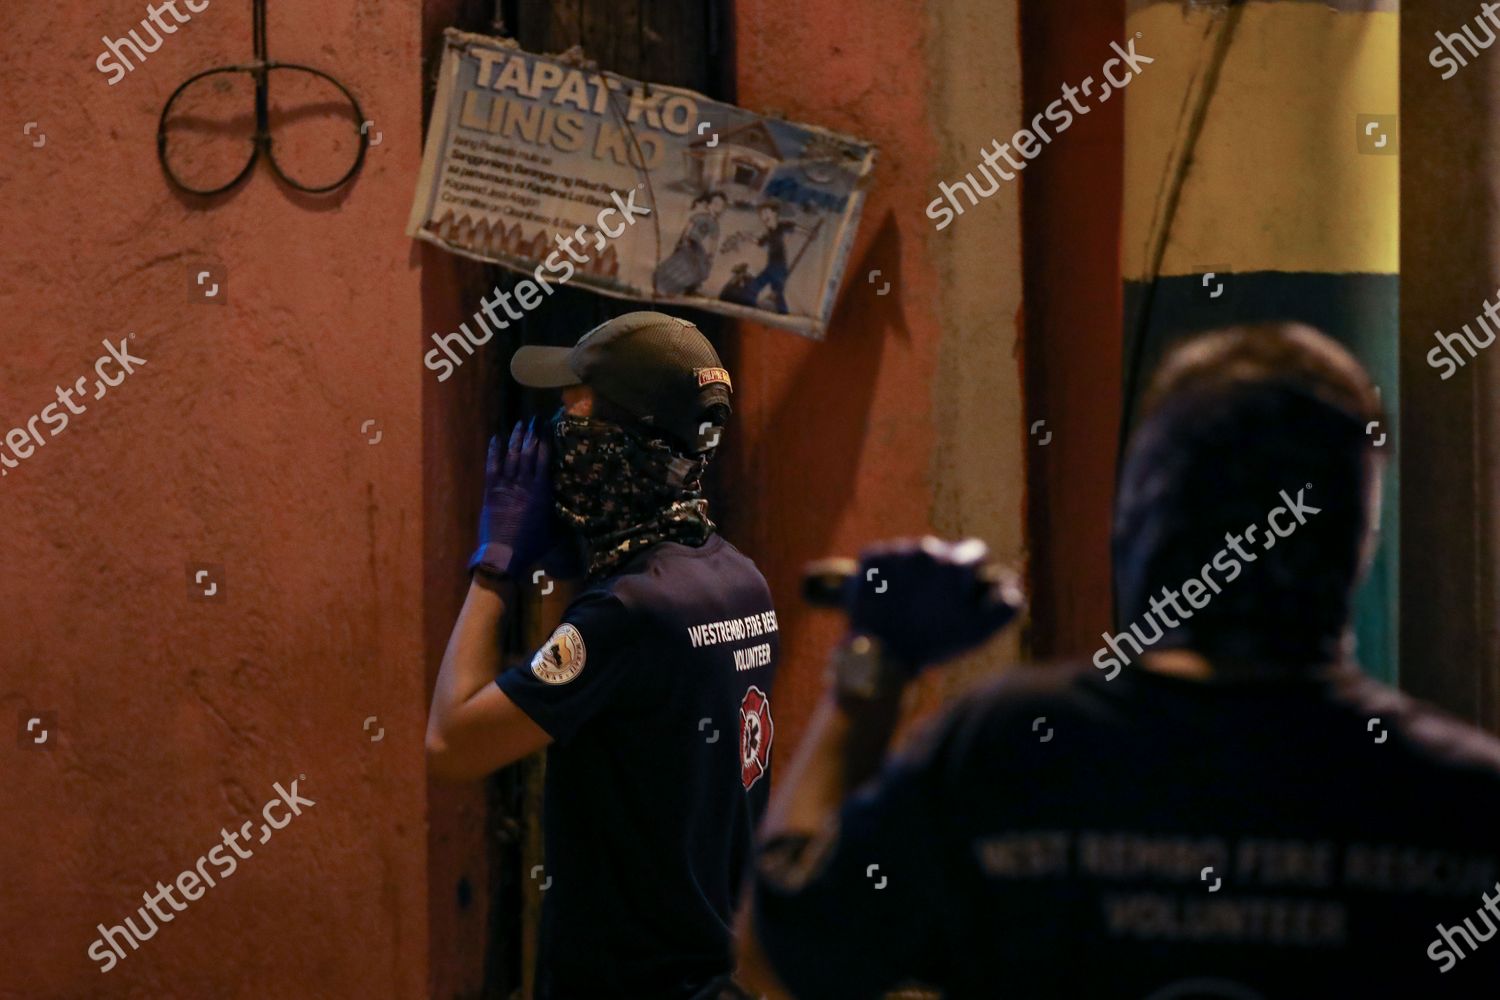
[468,419,556,581]
[845,536,1023,672]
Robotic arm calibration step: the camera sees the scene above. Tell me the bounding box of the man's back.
[951,664,1500,996]
[765,662,1500,998]
[748,326,1484,998]
[499,534,780,999]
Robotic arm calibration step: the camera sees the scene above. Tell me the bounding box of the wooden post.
[1400,0,1500,731]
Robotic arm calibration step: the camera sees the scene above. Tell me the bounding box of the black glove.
[844,536,1022,671]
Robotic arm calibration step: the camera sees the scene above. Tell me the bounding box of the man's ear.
[1356,454,1385,577]
[560,383,596,417]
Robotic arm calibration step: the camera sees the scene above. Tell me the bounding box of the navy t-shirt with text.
[755,661,1500,999]
[498,533,779,999]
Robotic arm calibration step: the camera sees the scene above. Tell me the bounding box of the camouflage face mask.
[550,411,715,579]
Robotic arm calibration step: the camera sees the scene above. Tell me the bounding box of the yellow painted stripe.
[1123,2,1397,279]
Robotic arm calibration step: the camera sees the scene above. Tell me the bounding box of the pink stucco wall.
[1,0,1039,994]
[723,0,1026,752]
[0,2,428,995]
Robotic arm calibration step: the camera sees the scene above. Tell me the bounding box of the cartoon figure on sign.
[719,199,820,314]
[739,685,774,790]
[654,190,727,296]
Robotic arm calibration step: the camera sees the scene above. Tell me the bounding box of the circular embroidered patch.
[531,623,586,685]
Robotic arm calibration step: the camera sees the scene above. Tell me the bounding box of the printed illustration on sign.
[532,623,586,685]
[739,685,774,790]
[406,31,877,339]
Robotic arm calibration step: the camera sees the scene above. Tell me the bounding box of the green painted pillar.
[1121,0,1399,681]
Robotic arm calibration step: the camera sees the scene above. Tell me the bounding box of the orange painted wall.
[2,0,1055,993]
[722,0,1026,751]
[0,2,428,995]
[726,0,946,751]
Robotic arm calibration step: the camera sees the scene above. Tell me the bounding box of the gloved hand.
[468,419,557,581]
[844,536,1023,672]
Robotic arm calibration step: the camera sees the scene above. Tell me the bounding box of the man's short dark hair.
[1114,323,1385,670]
[1139,322,1382,426]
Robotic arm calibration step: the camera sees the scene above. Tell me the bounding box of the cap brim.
[510,346,581,388]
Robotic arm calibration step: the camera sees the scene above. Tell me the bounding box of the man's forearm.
[742,654,907,998]
[426,576,553,781]
[427,579,509,742]
[761,658,905,843]
[748,539,1020,997]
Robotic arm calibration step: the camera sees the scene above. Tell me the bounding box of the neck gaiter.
[550,412,716,580]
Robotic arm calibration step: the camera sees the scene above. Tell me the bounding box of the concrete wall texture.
[0,2,429,996]
[0,0,1027,996]
[723,0,1025,750]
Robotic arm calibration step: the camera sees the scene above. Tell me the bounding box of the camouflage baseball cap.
[510,311,732,451]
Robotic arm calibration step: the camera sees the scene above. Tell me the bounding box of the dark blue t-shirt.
[755,662,1500,999]
[498,533,780,999]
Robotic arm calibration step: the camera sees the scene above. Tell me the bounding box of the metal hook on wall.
[157,0,369,196]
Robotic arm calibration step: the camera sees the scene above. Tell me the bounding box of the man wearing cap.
[426,311,779,1000]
